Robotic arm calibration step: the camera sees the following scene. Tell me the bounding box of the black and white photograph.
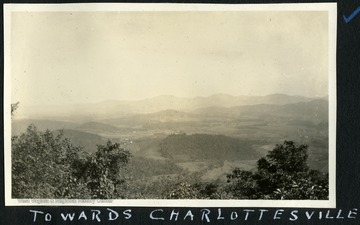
[4,3,337,207]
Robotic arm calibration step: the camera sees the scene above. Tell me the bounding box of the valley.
[11,94,329,191]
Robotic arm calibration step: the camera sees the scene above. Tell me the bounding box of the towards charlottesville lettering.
[29,208,358,222]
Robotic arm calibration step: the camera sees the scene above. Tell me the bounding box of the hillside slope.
[12,119,78,135]
[54,129,106,153]
[159,133,260,161]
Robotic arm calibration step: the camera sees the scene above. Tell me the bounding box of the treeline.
[12,125,328,200]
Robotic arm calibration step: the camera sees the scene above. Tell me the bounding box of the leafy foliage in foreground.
[66,141,131,199]
[226,141,329,200]
[12,125,81,198]
[12,125,130,199]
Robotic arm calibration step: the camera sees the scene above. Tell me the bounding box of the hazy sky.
[11,10,329,105]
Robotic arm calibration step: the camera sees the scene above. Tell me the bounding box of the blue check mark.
[343,6,360,23]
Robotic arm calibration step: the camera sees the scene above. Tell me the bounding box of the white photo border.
[4,2,337,208]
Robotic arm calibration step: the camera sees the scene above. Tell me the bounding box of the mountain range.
[15,93,326,122]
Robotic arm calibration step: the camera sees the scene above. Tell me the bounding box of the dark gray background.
[1,0,359,224]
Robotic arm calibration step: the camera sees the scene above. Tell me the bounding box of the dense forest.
[11,125,328,200]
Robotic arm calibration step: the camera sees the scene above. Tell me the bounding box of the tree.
[12,125,83,198]
[226,141,328,200]
[11,102,19,116]
[12,125,131,199]
[226,169,259,199]
[165,181,200,199]
[73,141,131,199]
[163,174,231,199]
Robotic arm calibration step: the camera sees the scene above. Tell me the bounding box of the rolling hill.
[54,129,106,153]
[11,119,79,135]
[159,133,260,162]
[11,120,106,153]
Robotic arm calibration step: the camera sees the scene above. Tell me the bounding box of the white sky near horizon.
[10,10,328,106]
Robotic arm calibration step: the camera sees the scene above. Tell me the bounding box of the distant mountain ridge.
[193,99,328,120]
[15,93,322,121]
